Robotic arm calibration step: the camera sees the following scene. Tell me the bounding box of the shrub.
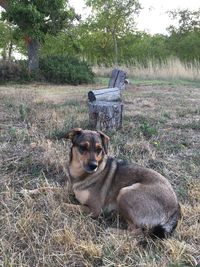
[39,55,95,84]
[0,60,30,83]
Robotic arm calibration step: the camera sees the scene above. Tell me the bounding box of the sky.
[69,0,200,34]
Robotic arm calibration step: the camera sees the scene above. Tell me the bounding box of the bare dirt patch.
[0,83,199,266]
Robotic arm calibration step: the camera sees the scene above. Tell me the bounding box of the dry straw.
[93,58,200,81]
[0,81,199,266]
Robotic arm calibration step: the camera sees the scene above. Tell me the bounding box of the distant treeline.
[0,1,199,69]
[41,29,200,66]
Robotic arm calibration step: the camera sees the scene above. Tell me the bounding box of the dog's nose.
[88,161,98,171]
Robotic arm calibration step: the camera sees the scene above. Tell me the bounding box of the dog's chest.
[104,202,117,213]
[74,189,91,204]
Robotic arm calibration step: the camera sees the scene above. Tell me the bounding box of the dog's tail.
[150,204,182,239]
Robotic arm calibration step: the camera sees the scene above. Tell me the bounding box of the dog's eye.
[96,147,102,154]
[78,145,88,153]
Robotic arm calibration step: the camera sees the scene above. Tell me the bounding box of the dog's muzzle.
[85,161,98,173]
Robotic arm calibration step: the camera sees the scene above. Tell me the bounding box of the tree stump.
[108,69,126,89]
[88,101,123,130]
[88,68,126,130]
[88,87,121,102]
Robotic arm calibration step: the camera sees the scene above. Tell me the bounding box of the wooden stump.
[88,101,123,130]
[88,87,121,102]
[108,69,126,89]
[88,69,126,130]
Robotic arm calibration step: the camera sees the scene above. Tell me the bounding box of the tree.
[41,30,81,59]
[85,0,141,66]
[167,8,200,34]
[0,21,14,59]
[0,0,77,72]
[167,9,200,62]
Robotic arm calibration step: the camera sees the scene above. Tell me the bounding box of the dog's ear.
[98,130,110,154]
[66,128,82,142]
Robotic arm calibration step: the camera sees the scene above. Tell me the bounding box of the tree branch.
[0,0,8,10]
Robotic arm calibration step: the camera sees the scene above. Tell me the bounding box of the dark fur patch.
[150,225,166,239]
[150,204,181,239]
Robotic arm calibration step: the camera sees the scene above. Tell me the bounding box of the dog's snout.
[88,161,98,171]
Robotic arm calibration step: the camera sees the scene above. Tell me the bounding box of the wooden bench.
[88,69,126,130]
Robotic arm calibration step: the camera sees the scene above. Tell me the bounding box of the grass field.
[0,81,200,266]
[93,58,200,82]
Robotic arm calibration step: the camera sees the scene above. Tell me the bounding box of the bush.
[0,56,94,85]
[39,55,95,84]
[0,60,30,83]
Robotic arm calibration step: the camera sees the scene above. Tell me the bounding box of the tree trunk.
[112,32,118,67]
[0,0,8,10]
[89,101,123,130]
[8,40,13,60]
[27,37,40,73]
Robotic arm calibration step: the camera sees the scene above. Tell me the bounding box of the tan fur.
[66,128,181,237]
[119,183,142,196]
[69,147,85,178]
[22,128,181,237]
[74,189,90,204]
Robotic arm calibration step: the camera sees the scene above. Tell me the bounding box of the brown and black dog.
[65,128,181,238]
[23,128,181,238]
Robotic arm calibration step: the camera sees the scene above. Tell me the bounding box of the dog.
[23,128,181,238]
[64,128,181,238]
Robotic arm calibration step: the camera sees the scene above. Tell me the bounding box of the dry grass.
[0,82,200,266]
[93,58,200,81]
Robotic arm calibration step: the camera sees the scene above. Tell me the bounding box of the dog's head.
[66,128,109,174]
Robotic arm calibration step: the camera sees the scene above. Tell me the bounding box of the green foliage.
[0,21,11,49]
[77,24,114,65]
[168,9,200,34]
[85,0,141,65]
[86,0,141,33]
[19,104,31,122]
[139,121,158,138]
[1,2,200,69]
[167,8,200,62]
[75,30,172,66]
[120,32,171,66]
[0,0,78,72]
[167,30,200,62]
[41,32,81,57]
[72,7,200,66]
[1,0,76,41]
[39,55,94,84]
[0,21,20,60]
[0,60,30,83]
[0,57,94,85]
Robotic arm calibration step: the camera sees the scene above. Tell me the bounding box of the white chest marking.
[74,189,90,204]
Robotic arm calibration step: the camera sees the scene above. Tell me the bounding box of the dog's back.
[106,158,181,238]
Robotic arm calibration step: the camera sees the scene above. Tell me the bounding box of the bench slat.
[108,69,119,88]
[88,87,121,102]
